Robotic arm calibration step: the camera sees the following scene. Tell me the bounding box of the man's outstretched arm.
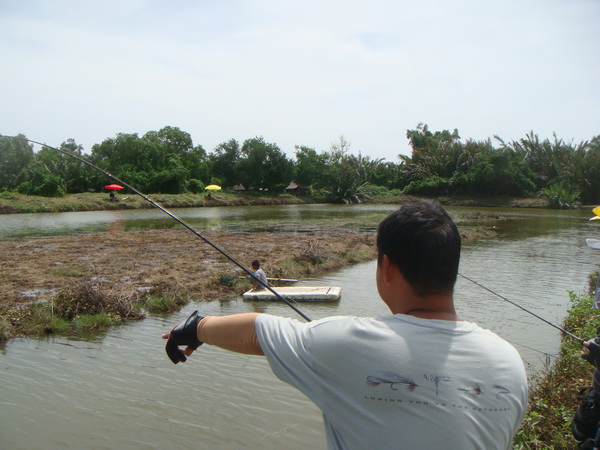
[163,312,264,363]
[199,313,264,355]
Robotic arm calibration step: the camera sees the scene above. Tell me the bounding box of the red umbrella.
[105,184,124,190]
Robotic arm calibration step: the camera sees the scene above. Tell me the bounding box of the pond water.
[1,204,599,449]
[0,204,395,239]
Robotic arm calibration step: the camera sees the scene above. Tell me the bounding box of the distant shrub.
[403,176,452,196]
[542,183,579,209]
[369,185,391,196]
[17,171,66,197]
[188,179,205,193]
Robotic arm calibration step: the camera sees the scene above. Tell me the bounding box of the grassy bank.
[512,271,600,449]
[0,191,551,214]
[0,191,307,214]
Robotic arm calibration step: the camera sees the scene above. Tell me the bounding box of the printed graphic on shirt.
[458,384,483,396]
[421,374,452,395]
[366,372,418,392]
[493,385,510,399]
[366,371,514,411]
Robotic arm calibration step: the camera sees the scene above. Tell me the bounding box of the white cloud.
[1,0,598,160]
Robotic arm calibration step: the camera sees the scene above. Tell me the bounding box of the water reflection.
[0,204,401,238]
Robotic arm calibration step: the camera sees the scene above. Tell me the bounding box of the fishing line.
[7,136,311,322]
[459,273,585,343]
[503,338,558,361]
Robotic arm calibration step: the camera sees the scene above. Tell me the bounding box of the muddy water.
[1,205,599,449]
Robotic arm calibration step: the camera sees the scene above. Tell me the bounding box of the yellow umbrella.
[591,206,600,221]
[205,184,222,191]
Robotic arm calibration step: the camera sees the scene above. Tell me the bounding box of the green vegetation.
[142,294,188,314]
[0,191,307,214]
[2,124,598,207]
[2,280,149,338]
[512,271,600,449]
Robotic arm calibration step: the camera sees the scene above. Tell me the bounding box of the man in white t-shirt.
[163,200,528,449]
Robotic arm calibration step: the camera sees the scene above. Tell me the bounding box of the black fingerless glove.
[165,310,204,364]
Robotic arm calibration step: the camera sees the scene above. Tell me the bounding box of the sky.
[1,0,598,161]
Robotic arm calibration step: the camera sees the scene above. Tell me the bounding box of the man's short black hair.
[252,260,260,268]
[377,200,461,296]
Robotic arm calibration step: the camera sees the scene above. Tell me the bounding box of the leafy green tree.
[498,132,599,204]
[402,175,452,196]
[237,137,293,191]
[368,160,405,189]
[400,124,466,196]
[401,125,538,198]
[0,135,34,190]
[498,132,566,189]
[91,127,203,193]
[293,145,327,187]
[17,168,66,197]
[150,154,190,193]
[316,137,375,204]
[451,147,535,196]
[403,123,463,179]
[185,145,211,183]
[188,179,205,193]
[143,126,193,156]
[209,139,241,188]
[91,133,161,177]
[36,139,97,193]
[578,136,600,204]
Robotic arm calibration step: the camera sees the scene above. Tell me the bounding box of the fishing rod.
[8,136,311,322]
[459,273,585,343]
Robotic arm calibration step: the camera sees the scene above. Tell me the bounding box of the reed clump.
[296,239,324,265]
[139,281,190,313]
[51,279,144,321]
[4,279,145,338]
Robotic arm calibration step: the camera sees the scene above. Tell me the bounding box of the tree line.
[1,124,598,205]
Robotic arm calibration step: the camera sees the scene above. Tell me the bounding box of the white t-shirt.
[255,313,528,450]
[253,268,268,289]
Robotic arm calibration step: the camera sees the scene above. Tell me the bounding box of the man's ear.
[381,254,395,283]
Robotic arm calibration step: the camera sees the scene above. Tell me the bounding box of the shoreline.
[0,191,552,215]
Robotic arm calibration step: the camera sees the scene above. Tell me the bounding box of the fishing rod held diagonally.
[12,136,311,322]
